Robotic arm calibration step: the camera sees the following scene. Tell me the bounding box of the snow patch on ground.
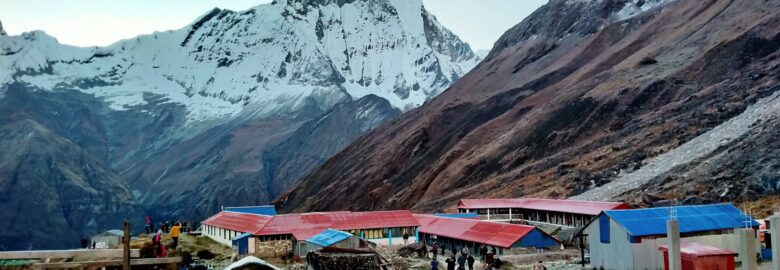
[572,90,780,201]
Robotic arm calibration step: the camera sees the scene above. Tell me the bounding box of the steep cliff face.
[0,0,476,249]
[0,118,143,250]
[278,0,780,213]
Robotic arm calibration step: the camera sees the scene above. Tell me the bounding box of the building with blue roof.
[224,205,277,216]
[432,213,479,219]
[582,204,759,269]
[295,229,376,257]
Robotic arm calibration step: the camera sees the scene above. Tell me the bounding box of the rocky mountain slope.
[0,0,477,249]
[278,0,780,213]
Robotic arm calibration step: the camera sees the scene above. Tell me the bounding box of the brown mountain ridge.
[277,0,780,213]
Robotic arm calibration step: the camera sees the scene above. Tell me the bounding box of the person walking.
[479,246,487,262]
[457,254,466,269]
[431,243,439,260]
[171,222,181,249]
[467,255,475,270]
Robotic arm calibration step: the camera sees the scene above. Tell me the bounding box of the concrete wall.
[587,218,759,270]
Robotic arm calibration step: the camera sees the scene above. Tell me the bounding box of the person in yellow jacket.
[170,222,181,249]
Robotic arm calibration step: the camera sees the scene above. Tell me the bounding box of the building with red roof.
[201,211,273,246]
[415,214,559,256]
[457,198,630,228]
[200,207,420,250]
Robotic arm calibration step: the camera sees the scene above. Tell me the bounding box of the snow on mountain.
[0,0,479,125]
[612,0,676,21]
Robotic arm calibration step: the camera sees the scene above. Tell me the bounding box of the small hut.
[90,230,124,249]
[296,229,375,257]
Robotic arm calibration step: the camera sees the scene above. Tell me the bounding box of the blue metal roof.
[233,232,252,241]
[433,213,478,219]
[225,205,277,216]
[604,204,759,237]
[306,229,353,247]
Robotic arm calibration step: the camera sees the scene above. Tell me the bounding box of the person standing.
[479,246,488,262]
[485,249,494,269]
[467,255,475,270]
[145,216,152,234]
[431,243,439,260]
[80,237,89,249]
[431,258,440,270]
[532,260,545,270]
[457,254,466,269]
[446,256,456,270]
[153,229,166,258]
[171,222,181,249]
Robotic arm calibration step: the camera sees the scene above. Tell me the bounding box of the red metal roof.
[456,198,630,215]
[414,214,536,248]
[658,243,737,258]
[254,210,420,237]
[202,210,420,240]
[201,211,273,233]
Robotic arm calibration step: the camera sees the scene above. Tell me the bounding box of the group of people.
[429,243,504,270]
[146,215,186,258]
[145,216,191,235]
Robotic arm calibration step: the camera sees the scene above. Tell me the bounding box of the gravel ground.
[573,91,780,201]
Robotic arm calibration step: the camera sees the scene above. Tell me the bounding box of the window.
[599,215,610,243]
[364,229,385,239]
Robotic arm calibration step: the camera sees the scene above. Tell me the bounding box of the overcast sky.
[0,0,546,51]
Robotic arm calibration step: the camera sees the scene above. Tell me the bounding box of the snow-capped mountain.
[1,0,477,124]
[0,0,478,250]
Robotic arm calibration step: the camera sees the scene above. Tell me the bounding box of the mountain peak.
[0,19,6,36]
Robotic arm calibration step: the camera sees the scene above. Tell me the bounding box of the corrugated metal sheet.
[457,198,630,215]
[658,242,737,257]
[201,211,273,233]
[306,229,353,247]
[254,210,419,238]
[604,204,759,237]
[225,205,277,216]
[433,213,479,219]
[415,214,552,248]
[203,210,419,240]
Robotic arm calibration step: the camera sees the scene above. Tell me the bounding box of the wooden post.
[123,220,130,270]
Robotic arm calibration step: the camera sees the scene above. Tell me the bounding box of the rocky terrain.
[278,0,780,213]
[0,0,477,249]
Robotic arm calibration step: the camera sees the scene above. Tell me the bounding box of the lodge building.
[456,198,630,228]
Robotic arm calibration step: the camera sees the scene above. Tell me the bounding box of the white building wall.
[587,218,759,270]
[202,224,238,247]
[367,236,417,246]
[587,219,635,270]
